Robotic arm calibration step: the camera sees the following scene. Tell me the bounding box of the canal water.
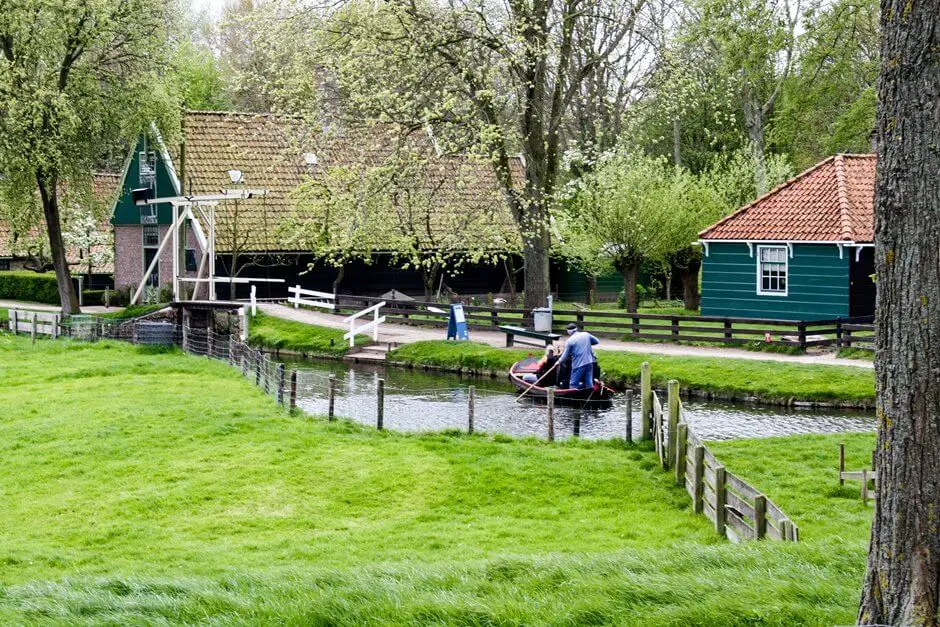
[290,359,875,441]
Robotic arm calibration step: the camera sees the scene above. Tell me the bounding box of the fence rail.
[642,366,799,542]
[331,294,872,351]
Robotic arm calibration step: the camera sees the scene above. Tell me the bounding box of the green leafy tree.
[0,0,176,313]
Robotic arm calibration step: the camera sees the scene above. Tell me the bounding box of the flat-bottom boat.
[509,356,615,404]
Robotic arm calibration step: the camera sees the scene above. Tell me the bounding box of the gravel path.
[260,303,874,369]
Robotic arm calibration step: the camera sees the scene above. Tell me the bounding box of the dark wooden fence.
[644,368,799,542]
[333,294,874,351]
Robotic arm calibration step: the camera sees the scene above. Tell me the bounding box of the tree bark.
[622,263,639,313]
[36,172,80,315]
[422,262,441,302]
[742,92,768,195]
[680,256,701,311]
[858,0,940,624]
[332,265,345,299]
[585,274,597,307]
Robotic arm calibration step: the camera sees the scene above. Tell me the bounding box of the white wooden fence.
[288,285,336,311]
[343,301,386,347]
[7,309,62,339]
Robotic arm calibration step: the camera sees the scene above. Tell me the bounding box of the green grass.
[838,347,875,361]
[390,340,876,405]
[247,311,366,356]
[0,337,878,624]
[97,303,168,320]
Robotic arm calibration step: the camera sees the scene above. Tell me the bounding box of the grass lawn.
[390,340,876,405]
[0,337,875,624]
[247,311,366,356]
[97,303,168,320]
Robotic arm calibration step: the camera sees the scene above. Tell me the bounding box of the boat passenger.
[522,346,558,386]
[556,323,600,389]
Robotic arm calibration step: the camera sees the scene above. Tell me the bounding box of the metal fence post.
[376,378,385,430]
[468,385,475,434]
[328,374,336,421]
[625,389,633,443]
[547,388,555,442]
[640,362,652,439]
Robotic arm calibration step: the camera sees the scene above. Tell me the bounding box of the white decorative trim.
[756,245,789,297]
[747,242,754,257]
[837,242,844,259]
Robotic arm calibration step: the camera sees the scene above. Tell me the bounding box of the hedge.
[0,272,60,304]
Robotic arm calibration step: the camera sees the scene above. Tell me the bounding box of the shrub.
[0,271,60,304]
[616,284,647,309]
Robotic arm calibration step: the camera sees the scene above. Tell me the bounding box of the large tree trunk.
[36,173,80,315]
[585,274,597,307]
[742,93,768,195]
[422,262,441,302]
[680,256,701,311]
[621,263,639,313]
[332,265,345,299]
[523,233,550,310]
[858,1,940,624]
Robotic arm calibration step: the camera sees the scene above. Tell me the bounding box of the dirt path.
[260,303,874,369]
[0,299,123,315]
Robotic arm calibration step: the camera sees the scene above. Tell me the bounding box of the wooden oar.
[514,360,560,403]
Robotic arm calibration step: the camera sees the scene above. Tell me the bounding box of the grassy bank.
[0,337,874,624]
[390,340,876,406]
[247,312,363,356]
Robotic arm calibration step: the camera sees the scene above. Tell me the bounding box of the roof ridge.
[698,155,838,239]
[833,154,854,240]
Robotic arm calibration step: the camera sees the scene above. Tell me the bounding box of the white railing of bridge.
[343,301,386,347]
[288,285,336,311]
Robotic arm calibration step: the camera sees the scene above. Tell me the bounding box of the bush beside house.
[0,272,60,304]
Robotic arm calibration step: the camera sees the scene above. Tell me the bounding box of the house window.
[143,225,160,247]
[757,246,788,295]
[0,258,10,271]
[185,248,197,272]
[139,151,157,186]
[140,205,158,225]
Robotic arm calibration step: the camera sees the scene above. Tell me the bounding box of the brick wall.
[114,224,203,293]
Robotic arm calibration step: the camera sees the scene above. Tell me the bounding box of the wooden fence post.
[263,355,271,394]
[207,330,215,358]
[241,353,248,378]
[671,316,679,341]
[625,389,633,443]
[276,363,286,405]
[715,465,727,537]
[52,314,59,339]
[328,374,336,421]
[667,380,680,468]
[11,309,17,335]
[675,423,688,486]
[754,495,767,539]
[861,469,869,505]
[289,370,298,410]
[376,378,385,430]
[228,338,234,365]
[723,318,732,342]
[547,388,555,442]
[797,322,807,350]
[839,443,845,485]
[835,317,844,346]
[468,385,475,434]
[31,312,37,344]
[640,362,652,439]
[693,445,705,514]
[255,354,262,387]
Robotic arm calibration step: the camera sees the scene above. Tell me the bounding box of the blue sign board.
[447,304,469,341]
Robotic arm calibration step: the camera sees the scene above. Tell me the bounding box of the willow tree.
[858,0,939,622]
[0,0,175,314]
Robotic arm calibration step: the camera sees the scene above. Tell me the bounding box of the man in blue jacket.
[557,323,600,389]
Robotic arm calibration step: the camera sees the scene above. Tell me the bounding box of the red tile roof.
[699,154,875,242]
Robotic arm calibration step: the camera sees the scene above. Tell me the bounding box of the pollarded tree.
[857,0,939,622]
[0,0,176,314]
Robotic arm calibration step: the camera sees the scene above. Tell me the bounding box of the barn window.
[143,225,160,247]
[757,246,788,295]
[139,151,157,186]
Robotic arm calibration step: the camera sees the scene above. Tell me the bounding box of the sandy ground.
[0,299,123,315]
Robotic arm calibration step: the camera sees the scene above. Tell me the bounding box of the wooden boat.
[509,356,616,403]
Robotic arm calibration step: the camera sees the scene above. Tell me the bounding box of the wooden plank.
[725,490,756,520]
[704,464,717,488]
[725,472,759,500]
[685,477,695,499]
[702,446,719,467]
[725,508,757,540]
[840,470,871,481]
[725,525,742,544]
[764,498,787,523]
[703,499,717,524]
[703,482,717,509]
[764,519,783,540]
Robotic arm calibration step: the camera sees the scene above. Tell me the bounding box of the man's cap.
[566,323,578,331]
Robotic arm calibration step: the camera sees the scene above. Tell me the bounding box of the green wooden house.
[698,154,876,321]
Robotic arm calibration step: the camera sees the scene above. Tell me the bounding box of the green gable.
[110,136,179,226]
[701,242,849,321]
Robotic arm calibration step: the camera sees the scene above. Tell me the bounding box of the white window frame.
[756,245,789,296]
[139,151,157,186]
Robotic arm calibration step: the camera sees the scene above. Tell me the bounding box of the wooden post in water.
[839,443,845,485]
[276,363,286,405]
[666,380,680,469]
[328,374,336,421]
[692,445,705,513]
[625,390,633,443]
[640,362,652,439]
[675,423,688,486]
[547,388,555,442]
[754,495,767,539]
[467,386,475,434]
[289,370,298,410]
[376,378,385,430]
[714,465,727,537]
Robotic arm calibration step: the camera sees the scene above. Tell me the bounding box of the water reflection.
[289,359,875,441]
